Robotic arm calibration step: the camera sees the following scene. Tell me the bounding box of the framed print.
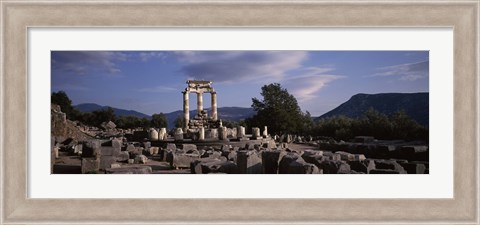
[1,0,478,224]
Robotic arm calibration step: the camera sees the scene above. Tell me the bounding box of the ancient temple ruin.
[182,80,220,129]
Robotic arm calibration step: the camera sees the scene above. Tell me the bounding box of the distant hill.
[74,103,152,119]
[164,107,255,129]
[74,103,255,129]
[317,93,429,126]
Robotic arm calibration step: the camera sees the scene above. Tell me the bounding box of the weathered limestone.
[183,91,189,129]
[237,126,245,138]
[158,128,167,140]
[374,159,407,174]
[199,127,205,141]
[174,128,184,141]
[116,151,129,162]
[81,158,100,173]
[288,160,320,174]
[261,150,283,174]
[100,156,116,169]
[167,151,201,168]
[167,143,177,151]
[134,155,148,164]
[237,150,262,174]
[191,158,225,174]
[197,92,203,113]
[182,144,197,151]
[206,128,218,139]
[149,129,159,141]
[219,127,228,140]
[201,160,238,174]
[211,92,218,120]
[252,127,261,139]
[81,140,100,158]
[262,126,268,137]
[319,160,351,174]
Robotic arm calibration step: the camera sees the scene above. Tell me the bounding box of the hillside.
[74,103,152,119]
[318,93,429,126]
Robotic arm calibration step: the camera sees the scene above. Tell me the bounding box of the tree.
[51,91,75,119]
[91,107,116,126]
[247,83,306,135]
[174,115,185,128]
[151,113,168,128]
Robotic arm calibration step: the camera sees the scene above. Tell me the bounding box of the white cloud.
[137,85,176,93]
[52,51,128,76]
[283,66,345,103]
[138,52,166,62]
[369,60,429,81]
[174,51,308,83]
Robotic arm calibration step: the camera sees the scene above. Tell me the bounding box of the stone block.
[287,160,320,174]
[116,151,129,162]
[149,129,159,141]
[81,140,100,158]
[335,151,355,161]
[374,159,407,174]
[219,127,228,140]
[101,139,122,148]
[261,150,282,174]
[169,153,200,168]
[200,160,239,174]
[166,143,177,151]
[191,158,225,174]
[134,155,148,164]
[279,153,302,174]
[319,160,351,174]
[100,156,116,170]
[237,150,262,174]
[82,158,100,173]
[322,152,341,161]
[100,146,120,156]
[182,144,197,151]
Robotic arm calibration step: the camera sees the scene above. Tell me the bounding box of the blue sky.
[51,51,429,116]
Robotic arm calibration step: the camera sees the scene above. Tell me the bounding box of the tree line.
[51,91,168,129]
[243,83,428,142]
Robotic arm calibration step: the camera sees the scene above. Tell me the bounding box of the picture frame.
[1,0,478,224]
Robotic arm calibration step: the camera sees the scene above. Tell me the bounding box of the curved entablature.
[185,80,215,93]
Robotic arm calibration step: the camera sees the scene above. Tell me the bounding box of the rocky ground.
[51,104,428,174]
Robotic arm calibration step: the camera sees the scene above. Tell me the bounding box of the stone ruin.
[50,80,429,175]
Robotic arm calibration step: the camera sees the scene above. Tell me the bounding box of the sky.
[51,51,429,116]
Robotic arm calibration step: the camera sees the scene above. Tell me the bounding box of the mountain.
[74,103,255,128]
[74,103,152,119]
[317,93,429,126]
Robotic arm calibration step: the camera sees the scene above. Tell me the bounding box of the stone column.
[199,127,205,141]
[197,92,203,113]
[252,127,261,139]
[237,126,245,138]
[183,91,189,129]
[211,92,218,120]
[219,127,228,140]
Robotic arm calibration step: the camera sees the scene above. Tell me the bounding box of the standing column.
[197,92,203,113]
[183,91,189,129]
[211,92,217,120]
